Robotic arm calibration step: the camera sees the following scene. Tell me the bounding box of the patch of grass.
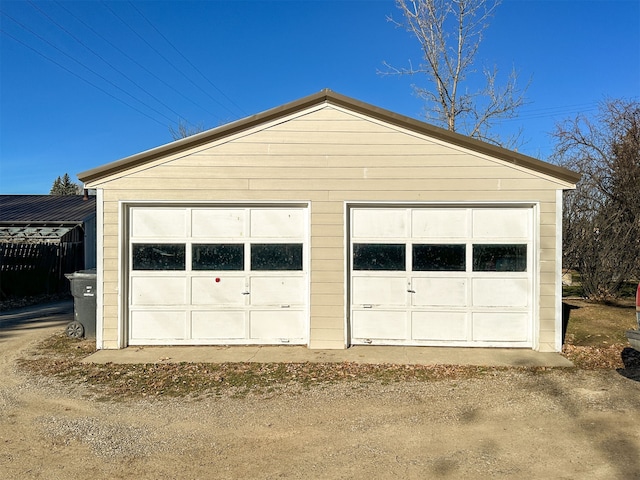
[17,295,640,400]
[34,332,96,359]
[562,285,585,297]
[562,279,638,299]
[19,333,555,400]
[562,298,638,369]
[563,298,636,346]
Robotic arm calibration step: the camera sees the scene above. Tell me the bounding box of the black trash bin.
[65,270,97,339]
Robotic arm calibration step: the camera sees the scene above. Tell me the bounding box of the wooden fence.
[0,241,84,298]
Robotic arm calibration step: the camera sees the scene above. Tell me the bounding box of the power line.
[54,0,223,124]
[0,28,167,128]
[27,1,193,129]
[517,103,599,121]
[128,1,247,117]
[101,1,242,122]
[2,9,179,128]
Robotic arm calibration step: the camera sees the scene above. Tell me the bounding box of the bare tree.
[383,0,528,147]
[553,99,640,300]
[169,119,205,140]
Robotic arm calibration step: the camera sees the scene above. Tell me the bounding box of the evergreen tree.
[50,173,82,195]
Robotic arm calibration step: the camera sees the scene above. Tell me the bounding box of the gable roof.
[0,195,96,224]
[78,89,581,185]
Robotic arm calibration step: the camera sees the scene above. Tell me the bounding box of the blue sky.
[1,0,638,194]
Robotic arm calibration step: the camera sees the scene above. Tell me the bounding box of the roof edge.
[78,90,333,184]
[324,90,580,184]
[79,89,580,185]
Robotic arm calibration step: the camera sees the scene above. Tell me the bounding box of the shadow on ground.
[0,301,73,342]
[618,347,640,382]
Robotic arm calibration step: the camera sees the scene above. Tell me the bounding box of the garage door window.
[192,244,244,271]
[473,244,527,272]
[413,244,466,271]
[132,244,185,270]
[251,243,303,271]
[353,244,405,271]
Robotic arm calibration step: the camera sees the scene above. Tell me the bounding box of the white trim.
[121,201,311,346]
[343,201,350,348]
[117,200,126,348]
[555,189,564,352]
[117,200,310,207]
[532,202,541,351]
[305,204,312,346]
[345,202,536,348]
[345,200,538,208]
[95,188,104,349]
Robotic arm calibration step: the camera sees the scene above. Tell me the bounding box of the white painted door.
[128,206,308,345]
[350,207,533,347]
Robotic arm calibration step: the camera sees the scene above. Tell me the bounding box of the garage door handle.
[407,289,416,293]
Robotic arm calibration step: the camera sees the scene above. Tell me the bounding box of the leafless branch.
[382,0,528,147]
[554,99,640,300]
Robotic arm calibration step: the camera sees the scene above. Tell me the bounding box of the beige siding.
[89,105,567,351]
[148,165,535,179]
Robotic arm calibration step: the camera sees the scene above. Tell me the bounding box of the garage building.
[79,90,579,352]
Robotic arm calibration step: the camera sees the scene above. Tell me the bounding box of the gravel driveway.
[1,319,640,479]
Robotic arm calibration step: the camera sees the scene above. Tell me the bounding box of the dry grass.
[563,298,636,346]
[19,333,532,400]
[562,297,638,370]
[16,297,640,399]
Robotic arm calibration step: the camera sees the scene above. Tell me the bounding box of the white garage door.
[350,207,534,347]
[128,206,308,345]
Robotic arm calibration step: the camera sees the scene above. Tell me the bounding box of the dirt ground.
[1,321,640,479]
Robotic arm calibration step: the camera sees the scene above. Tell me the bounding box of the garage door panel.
[352,310,407,339]
[129,205,308,346]
[352,209,408,238]
[412,277,467,306]
[192,276,246,305]
[191,209,245,238]
[130,310,186,340]
[352,276,407,305]
[191,310,245,339]
[411,209,468,238]
[473,312,529,342]
[472,278,528,307]
[412,311,467,341]
[249,310,305,340]
[250,209,305,238]
[472,209,530,238]
[350,206,533,347]
[131,277,186,305]
[250,276,305,306]
[132,208,187,238]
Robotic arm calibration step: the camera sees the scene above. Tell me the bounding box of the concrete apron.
[84,345,574,368]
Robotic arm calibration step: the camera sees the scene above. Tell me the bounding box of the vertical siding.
[90,105,567,351]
